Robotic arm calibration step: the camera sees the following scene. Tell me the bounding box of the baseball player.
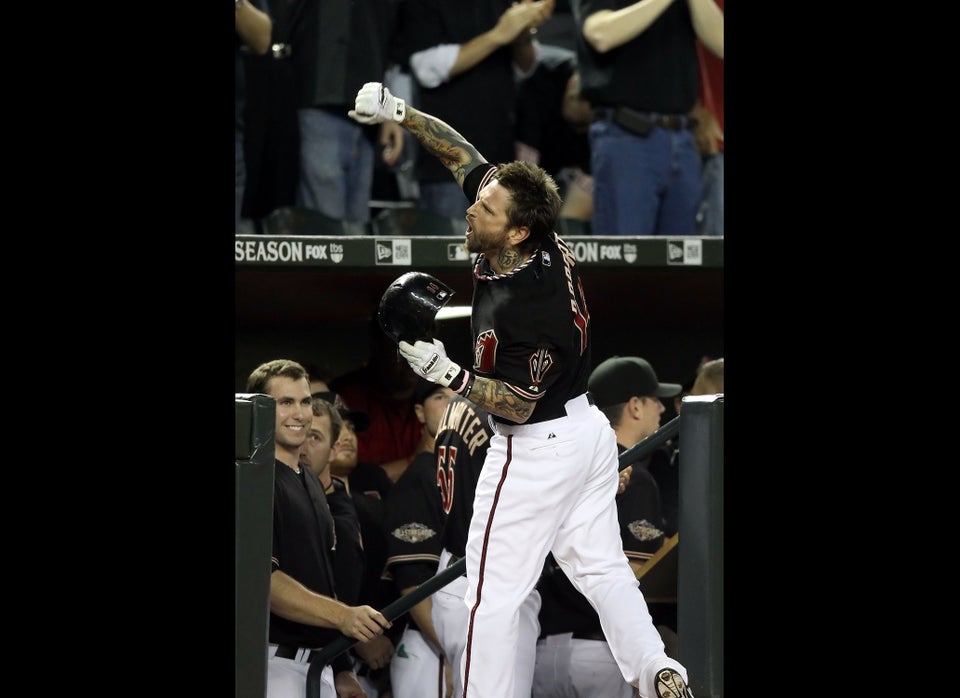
[382,379,455,697]
[244,359,392,698]
[431,393,543,698]
[533,356,681,697]
[349,82,694,698]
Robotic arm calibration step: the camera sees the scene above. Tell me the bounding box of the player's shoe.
[654,668,695,698]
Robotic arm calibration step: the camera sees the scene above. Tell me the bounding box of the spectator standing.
[382,379,456,697]
[514,44,594,224]
[392,0,555,217]
[235,0,272,233]
[239,0,301,230]
[348,81,693,696]
[292,0,405,224]
[569,0,723,235]
[244,359,391,698]
[691,0,723,236]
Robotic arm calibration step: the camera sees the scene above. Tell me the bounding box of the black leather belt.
[572,629,607,641]
[273,644,321,663]
[592,107,696,135]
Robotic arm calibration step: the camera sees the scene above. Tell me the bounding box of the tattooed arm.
[465,376,534,424]
[400,106,486,188]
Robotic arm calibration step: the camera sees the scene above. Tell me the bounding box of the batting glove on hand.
[398,339,474,395]
[654,668,695,698]
[348,82,406,125]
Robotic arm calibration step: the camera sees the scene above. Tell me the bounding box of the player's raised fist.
[348,82,406,124]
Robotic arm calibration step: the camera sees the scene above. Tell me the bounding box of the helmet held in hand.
[378,271,455,344]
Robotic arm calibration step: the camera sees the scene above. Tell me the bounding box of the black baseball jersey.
[435,394,493,559]
[463,164,592,425]
[347,461,399,613]
[648,440,680,538]
[270,461,342,648]
[536,444,667,637]
[326,476,365,606]
[382,452,445,595]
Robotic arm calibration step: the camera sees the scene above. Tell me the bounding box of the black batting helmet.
[378,271,455,344]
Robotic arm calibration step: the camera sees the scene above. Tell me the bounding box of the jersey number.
[436,445,456,515]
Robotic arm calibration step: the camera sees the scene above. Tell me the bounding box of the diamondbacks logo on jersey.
[527,347,554,392]
[474,329,497,373]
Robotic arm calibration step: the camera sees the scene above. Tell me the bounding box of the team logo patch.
[528,348,554,390]
[654,668,693,698]
[390,522,437,543]
[627,519,664,542]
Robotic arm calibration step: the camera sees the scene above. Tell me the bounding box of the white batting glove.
[398,339,474,395]
[348,82,406,124]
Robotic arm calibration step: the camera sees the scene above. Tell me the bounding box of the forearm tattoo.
[405,109,484,186]
[467,375,533,423]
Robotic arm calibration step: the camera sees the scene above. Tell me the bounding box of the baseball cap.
[311,391,371,432]
[413,376,445,405]
[588,356,682,408]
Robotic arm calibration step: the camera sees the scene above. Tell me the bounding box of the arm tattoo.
[405,109,484,186]
[467,376,534,423]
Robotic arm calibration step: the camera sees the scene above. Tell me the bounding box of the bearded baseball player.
[350,83,694,698]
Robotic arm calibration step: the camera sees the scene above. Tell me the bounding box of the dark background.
[235,263,723,422]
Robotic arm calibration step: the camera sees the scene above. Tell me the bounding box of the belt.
[270,643,322,664]
[592,107,696,135]
[572,629,607,641]
[270,42,292,59]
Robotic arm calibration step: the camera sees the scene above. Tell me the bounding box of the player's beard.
[465,223,510,255]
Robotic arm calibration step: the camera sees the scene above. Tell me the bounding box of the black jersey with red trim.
[382,451,444,593]
[326,475,365,606]
[462,163,592,425]
[270,461,342,648]
[435,394,493,559]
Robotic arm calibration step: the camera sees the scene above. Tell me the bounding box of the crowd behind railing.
[236,0,723,241]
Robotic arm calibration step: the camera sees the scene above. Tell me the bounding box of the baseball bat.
[306,415,681,692]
